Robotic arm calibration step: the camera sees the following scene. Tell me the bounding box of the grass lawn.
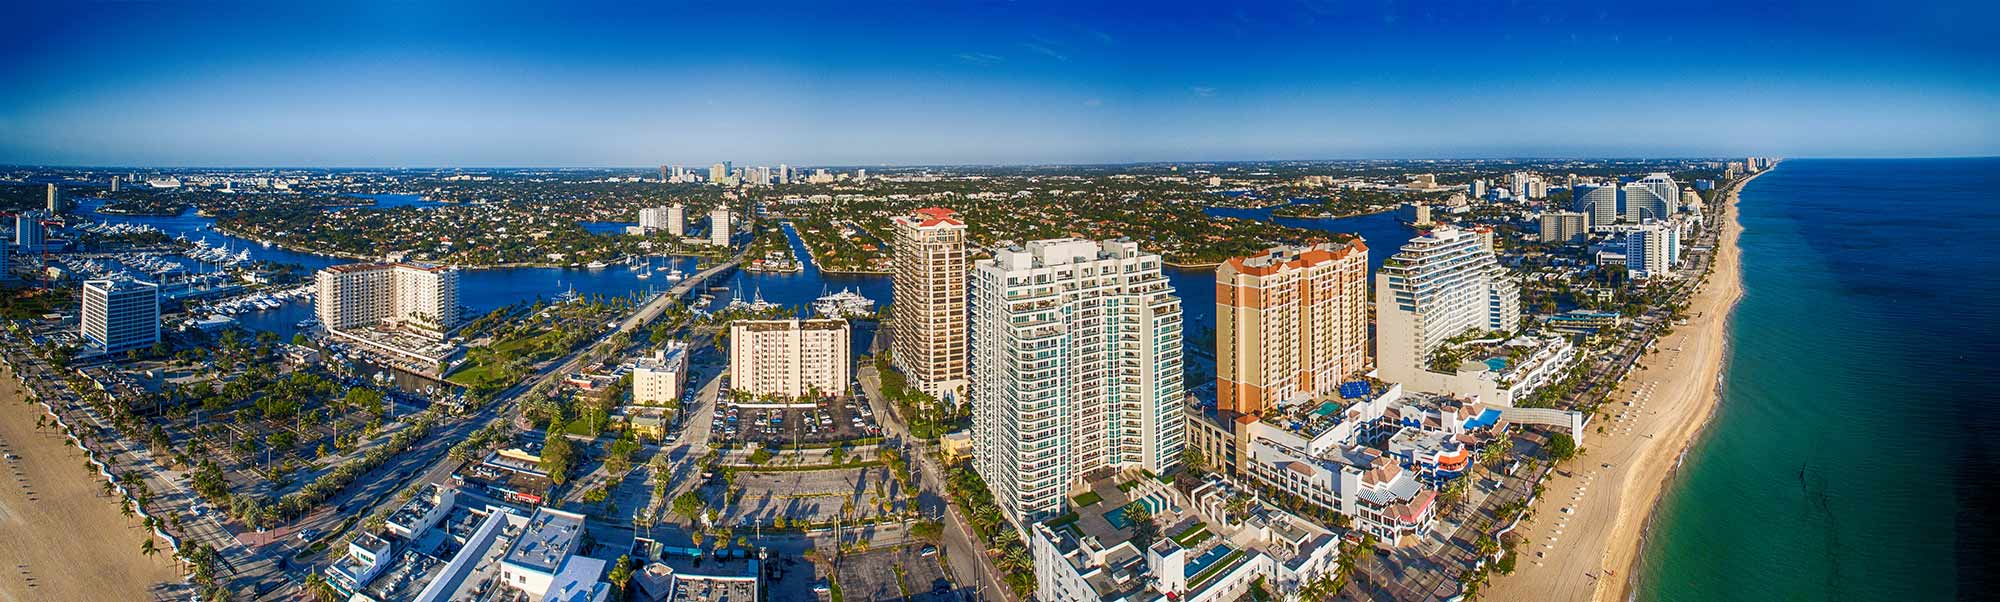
[1171,523,1212,547]
[1072,491,1103,507]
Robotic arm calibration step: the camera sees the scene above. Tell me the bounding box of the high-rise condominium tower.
[970,238,1185,525]
[1216,241,1370,415]
[315,263,461,341]
[1573,184,1620,229]
[1625,220,1679,279]
[889,207,968,400]
[667,204,685,237]
[1622,173,1681,222]
[1375,226,1519,384]
[708,206,731,247]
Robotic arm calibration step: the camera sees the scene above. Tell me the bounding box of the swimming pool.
[1185,545,1236,578]
[1104,496,1165,530]
[1484,357,1510,371]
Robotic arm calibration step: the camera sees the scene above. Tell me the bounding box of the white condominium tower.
[637,205,677,234]
[82,279,159,354]
[708,206,731,246]
[666,204,685,237]
[890,207,969,400]
[1376,226,1520,384]
[1574,183,1620,229]
[315,262,461,340]
[1215,241,1370,415]
[1623,173,1681,223]
[1625,220,1679,279]
[728,319,851,399]
[970,238,1185,525]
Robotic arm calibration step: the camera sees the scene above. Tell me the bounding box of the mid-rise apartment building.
[1215,241,1370,415]
[633,342,689,405]
[81,279,159,354]
[889,207,969,400]
[728,319,850,399]
[314,262,461,340]
[1538,211,1589,244]
[1376,226,1519,385]
[970,238,1185,525]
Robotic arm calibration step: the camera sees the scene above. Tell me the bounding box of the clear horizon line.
[7,154,1996,172]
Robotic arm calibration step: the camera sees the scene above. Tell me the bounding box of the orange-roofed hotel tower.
[1216,240,1371,415]
[890,207,969,400]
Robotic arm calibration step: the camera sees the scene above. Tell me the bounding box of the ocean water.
[1639,159,2000,600]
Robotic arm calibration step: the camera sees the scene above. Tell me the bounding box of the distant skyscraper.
[1376,226,1519,384]
[110,176,120,192]
[778,164,791,184]
[1574,184,1620,229]
[82,279,160,354]
[889,207,968,400]
[637,206,668,232]
[1469,178,1486,198]
[14,213,44,252]
[709,163,727,184]
[855,168,867,182]
[45,184,59,213]
[708,206,731,247]
[666,204,685,237]
[1216,241,1370,416]
[970,238,1184,525]
[658,165,669,182]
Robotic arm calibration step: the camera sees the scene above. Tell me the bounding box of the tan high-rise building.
[1215,241,1370,416]
[729,319,851,399]
[890,207,968,400]
[315,262,460,341]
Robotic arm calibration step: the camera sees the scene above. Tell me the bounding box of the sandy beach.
[0,362,181,602]
[1488,170,1757,602]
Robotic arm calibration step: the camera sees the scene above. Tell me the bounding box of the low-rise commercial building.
[633,342,688,405]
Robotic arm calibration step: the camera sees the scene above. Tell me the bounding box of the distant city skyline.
[2,1,1995,167]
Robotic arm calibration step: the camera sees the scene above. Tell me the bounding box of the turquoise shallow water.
[1638,159,2000,601]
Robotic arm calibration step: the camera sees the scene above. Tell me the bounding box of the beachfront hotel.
[969,238,1185,525]
[1622,172,1682,223]
[1625,219,1681,279]
[1215,241,1371,416]
[314,262,461,341]
[80,278,160,354]
[889,206,969,400]
[1573,183,1621,230]
[1375,226,1521,386]
[727,318,850,399]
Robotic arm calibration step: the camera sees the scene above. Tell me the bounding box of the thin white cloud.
[955,52,1005,65]
[1191,86,1217,97]
[1020,41,1069,62]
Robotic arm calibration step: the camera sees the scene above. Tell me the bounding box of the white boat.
[665,269,685,281]
[813,288,877,318]
[586,261,608,270]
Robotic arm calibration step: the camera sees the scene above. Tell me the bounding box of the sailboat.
[636,256,652,279]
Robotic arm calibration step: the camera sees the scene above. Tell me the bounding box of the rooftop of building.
[503,507,587,573]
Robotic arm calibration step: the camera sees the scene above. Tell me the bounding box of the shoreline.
[0,361,183,601]
[1487,165,1765,602]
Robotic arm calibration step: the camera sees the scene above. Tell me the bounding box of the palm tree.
[140,538,160,561]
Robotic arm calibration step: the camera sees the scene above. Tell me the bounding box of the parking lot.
[706,463,910,526]
[708,388,882,445]
[833,543,958,601]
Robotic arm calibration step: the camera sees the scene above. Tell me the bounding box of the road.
[855,364,1011,602]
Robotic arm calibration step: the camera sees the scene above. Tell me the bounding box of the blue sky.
[2,0,1994,167]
